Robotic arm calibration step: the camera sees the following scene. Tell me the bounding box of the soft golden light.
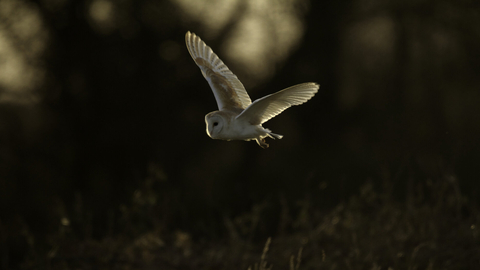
[88,0,115,34]
[175,0,308,88]
[0,0,47,104]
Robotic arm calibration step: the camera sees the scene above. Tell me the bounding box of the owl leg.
[256,138,269,149]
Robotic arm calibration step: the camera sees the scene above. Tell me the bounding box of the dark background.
[1,0,479,269]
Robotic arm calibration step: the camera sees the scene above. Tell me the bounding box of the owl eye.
[213,122,218,126]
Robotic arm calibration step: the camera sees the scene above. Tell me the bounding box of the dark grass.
[13,176,480,270]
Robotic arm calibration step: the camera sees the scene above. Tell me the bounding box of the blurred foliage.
[0,0,479,269]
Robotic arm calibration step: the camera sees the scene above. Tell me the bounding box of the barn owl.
[185,31,319,148]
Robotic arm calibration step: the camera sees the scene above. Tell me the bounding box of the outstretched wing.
[236,83,319,125]
[185,31,252,111]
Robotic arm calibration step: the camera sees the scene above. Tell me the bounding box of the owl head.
[205,112,225,139]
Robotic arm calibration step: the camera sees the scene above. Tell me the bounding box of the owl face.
[205,113,224,139]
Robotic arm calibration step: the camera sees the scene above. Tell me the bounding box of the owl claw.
[257,138,269,149]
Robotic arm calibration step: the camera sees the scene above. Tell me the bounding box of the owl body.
[205,110,278,147]
[186,31,319,148]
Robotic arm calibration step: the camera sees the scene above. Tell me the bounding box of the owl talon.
[258,138,269,149]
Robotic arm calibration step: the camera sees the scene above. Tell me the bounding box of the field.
[11,175,479,269]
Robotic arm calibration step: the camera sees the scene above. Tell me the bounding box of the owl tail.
[266,130,283,140]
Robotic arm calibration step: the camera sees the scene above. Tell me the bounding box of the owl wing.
[236,83,319,125]
[185,31,252,111]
